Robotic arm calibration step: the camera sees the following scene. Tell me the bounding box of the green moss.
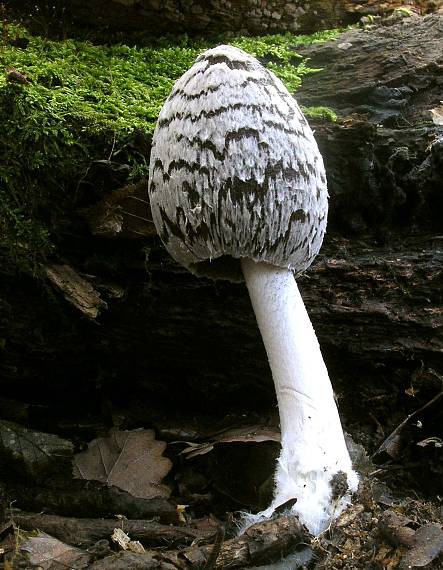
[302,106,337,123]
[393,7,414,17]
[0,22,342,274]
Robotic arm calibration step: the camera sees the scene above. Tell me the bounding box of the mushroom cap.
[148,44,328,281]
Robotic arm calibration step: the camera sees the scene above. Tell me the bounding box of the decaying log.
[12,512,215,547]
[297,12,443,114]
[8,515,308,570]
[296,12,443,233]
[88,516,310,570]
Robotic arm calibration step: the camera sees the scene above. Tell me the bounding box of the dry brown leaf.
[128,540,145,554]
[21,532,90,569]
[399,523,443,569]
[416,436,442,448]
[378,510,416,548]
[111,527,131,550]
[180,425,280,459]
[430,104,443,126]
[73,428,172,499]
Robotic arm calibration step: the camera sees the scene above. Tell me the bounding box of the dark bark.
[295,12,443,234]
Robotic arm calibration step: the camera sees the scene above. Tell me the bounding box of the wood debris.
[45,264,107,319]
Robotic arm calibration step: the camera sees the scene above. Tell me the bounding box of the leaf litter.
[20,532,91,569]
[0,416,441,568]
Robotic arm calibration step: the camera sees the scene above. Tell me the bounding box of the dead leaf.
[73,428,172,499]
[111,527,146,553]
[378,510,416,548]
[373,388,443,460]
[6,68,30,84]
[177,504,188,524]
[336,504,365,528]
[399,523,443,569]
[21,532,90,569]
[128,540,145,554]
[111,527,131,549]
[180,425,280,459]
[430,104,443,126]
[416,436,442,448]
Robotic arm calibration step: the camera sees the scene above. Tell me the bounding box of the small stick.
[372,384,443,459]
[203,524,225,569]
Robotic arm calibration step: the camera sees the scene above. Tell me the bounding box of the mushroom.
[148,45,358,535]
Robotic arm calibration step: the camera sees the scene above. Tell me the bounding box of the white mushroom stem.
[241,258,358,536]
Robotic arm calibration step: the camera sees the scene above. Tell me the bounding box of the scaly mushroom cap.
[149,45,328,280]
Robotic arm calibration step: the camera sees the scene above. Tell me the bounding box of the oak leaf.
[73,429,172,499]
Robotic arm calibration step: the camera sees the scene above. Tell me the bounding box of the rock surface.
[10,0,443,36]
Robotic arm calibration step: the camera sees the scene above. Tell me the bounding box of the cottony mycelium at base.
[148,44,359,536]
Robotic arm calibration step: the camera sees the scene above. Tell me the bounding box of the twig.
[372,380,443,459]
[203,524,225,569]
[11,511,215,548]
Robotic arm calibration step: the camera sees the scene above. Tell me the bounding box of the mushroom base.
[241,452,359,536]
[240,446,359,537]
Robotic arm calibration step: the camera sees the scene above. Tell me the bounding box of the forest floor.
[0,393,442,568]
